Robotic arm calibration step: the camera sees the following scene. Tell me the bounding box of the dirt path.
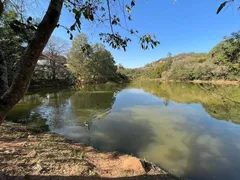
[0,122,179,180]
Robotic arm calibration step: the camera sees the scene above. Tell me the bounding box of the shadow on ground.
[2,174,179,180]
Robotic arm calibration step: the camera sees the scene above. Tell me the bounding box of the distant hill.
[119,33,240,81]
[145,53,206,67]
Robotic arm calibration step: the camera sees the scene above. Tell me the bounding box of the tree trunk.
[52,58,56,80]
[0,0,3,16]
[0,0,8,96]
[0,0,64,124]
[50,52,56,80]
[0,48,8,96]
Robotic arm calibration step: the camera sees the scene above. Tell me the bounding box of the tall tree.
[0,0,64,123]
[88,49,118,83]
[67,33,91,81]
[92,43,105,52]
[67,33,120,83]
[44,36,69,80]
[0,10,34,84]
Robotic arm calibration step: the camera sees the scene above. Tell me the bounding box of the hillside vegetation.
[120,32,240,81]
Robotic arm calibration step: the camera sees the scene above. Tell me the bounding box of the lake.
[6,81,240,180]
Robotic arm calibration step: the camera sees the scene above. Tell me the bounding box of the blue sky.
[52,0,240,68]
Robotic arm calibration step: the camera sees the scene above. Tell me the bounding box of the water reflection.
[129,81,240,124]
[6,81,240,180]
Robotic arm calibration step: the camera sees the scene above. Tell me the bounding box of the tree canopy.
[67,33,125,84]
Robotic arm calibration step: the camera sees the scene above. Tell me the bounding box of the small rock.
[27,150,37,158]
[33,164,43,173]
[122,157,146,175]
[4,150,11,154]
[22,141,28,147]
[28,135,37,141]
[11,149,16,154]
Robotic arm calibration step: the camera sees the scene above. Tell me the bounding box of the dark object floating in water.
[84,121,92,130]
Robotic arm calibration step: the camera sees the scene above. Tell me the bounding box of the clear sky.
[52,0,240,68]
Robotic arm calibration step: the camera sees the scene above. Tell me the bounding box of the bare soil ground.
[0,122,179,180]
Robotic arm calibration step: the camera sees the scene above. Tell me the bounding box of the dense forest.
[120,32,240,81]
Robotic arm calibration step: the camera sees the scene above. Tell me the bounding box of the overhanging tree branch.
[106,0,114,34]
[0,0,64,123]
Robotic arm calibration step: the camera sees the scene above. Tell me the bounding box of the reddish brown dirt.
[0,122,178,180]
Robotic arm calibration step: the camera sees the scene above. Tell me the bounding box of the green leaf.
[70,33,73,40]
[112,19,117,25]
[83,7,94,21]
[217,1,228,14]
[70,24,76,31]
[126,5,131,13]
[72,8,78,14]
[131,0,135,8]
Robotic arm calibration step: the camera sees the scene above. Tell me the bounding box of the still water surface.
[7,81,240,180]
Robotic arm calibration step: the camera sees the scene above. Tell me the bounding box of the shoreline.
[0,121,179,180]
[133,78,240,86]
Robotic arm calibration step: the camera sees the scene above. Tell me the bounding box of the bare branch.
[106,0,114,34]
[45,36,69,55]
